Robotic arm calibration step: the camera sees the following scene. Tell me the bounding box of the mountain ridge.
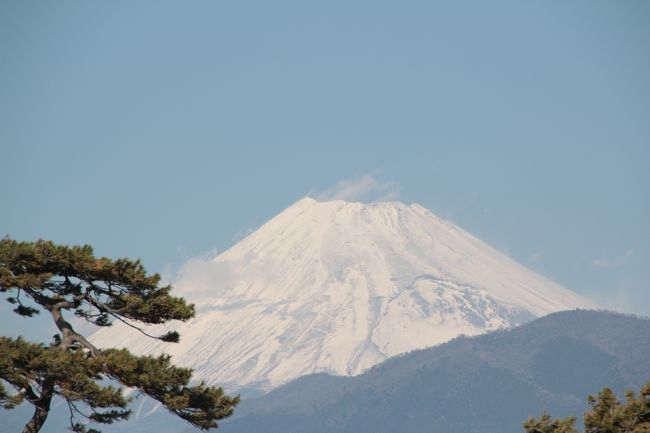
[218,309,650,433]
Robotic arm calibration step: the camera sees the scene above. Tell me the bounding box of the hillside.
[217,310,650,433]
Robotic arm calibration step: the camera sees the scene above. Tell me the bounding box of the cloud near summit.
[316,173,400,202]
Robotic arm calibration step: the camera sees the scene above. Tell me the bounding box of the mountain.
[6,310,647,433]
[219,310,650,433]
[90,197,589,392]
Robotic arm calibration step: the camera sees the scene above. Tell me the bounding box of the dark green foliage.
[523,413,579,433]
[0,238,239,433]
[524,382,650,433]
[0,238,194,325]
[160,331,181,343]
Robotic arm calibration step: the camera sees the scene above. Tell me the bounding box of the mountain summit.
[91,197,590,392]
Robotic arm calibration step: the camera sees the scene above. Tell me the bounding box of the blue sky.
[1,1,649,340]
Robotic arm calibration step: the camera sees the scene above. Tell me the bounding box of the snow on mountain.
[90,197,591,392]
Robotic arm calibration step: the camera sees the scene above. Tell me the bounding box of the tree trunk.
[21,305,97,433]
[22,394,52,433]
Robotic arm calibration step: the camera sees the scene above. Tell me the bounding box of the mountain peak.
[91,197,592,392]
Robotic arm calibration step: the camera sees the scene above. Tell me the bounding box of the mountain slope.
[90,197,590,392]
[219,310,650,433]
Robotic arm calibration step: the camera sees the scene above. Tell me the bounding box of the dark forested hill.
[217,310,650,433]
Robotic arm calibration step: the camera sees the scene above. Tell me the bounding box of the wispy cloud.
[591,248,635,269]
[531,249,544,262]
[169,250,277,307]
[168,250,234,304]
[316,173,400,202]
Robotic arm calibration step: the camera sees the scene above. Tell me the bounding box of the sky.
[1,1,649,341]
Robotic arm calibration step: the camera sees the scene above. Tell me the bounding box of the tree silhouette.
[0,238,239,433]
[524,382,650,433]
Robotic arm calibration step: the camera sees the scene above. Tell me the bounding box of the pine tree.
[523,382,650,433]
[523,412,578,433]
[0,238,239,433]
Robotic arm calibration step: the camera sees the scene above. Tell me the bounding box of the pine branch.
[84,293,174,342]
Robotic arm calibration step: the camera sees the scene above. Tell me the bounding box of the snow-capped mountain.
[90,197,591,392]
